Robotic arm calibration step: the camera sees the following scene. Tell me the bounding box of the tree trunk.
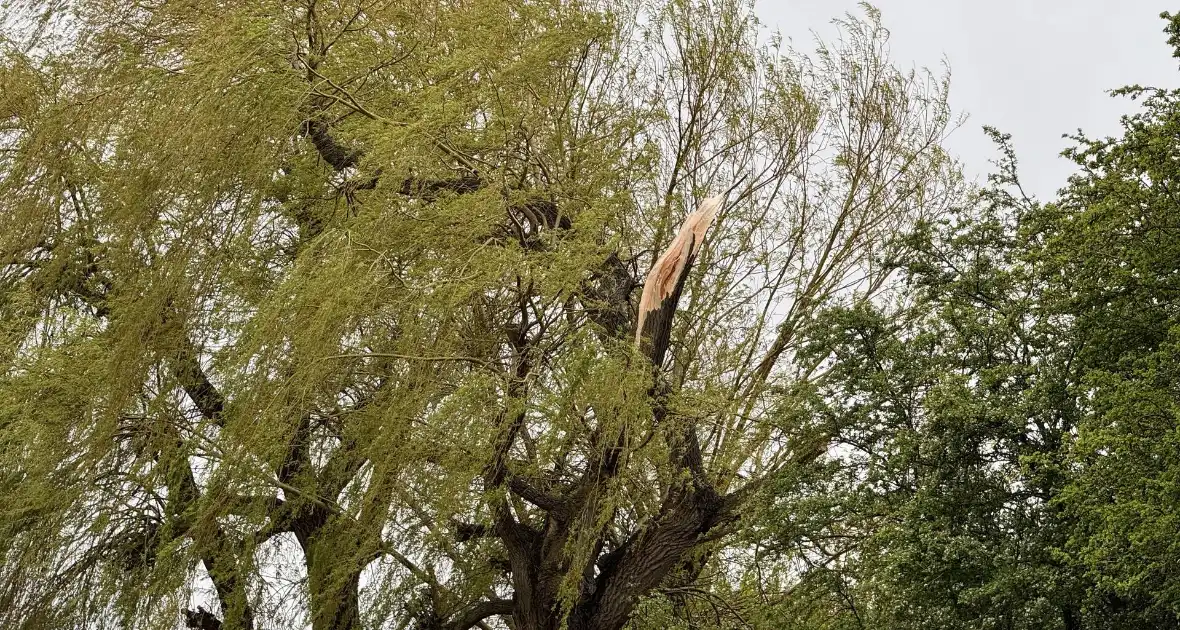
[305,537,363,630]
[293,505,364,630]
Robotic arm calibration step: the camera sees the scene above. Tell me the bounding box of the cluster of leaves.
[7,0,1180,627]
[731,12,1180,630]
[0,1,963,629]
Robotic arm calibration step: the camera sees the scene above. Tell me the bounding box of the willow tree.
[0,0,961,628]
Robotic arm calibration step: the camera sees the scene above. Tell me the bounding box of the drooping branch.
[41,251,260,629]
[298,91,573,250]
[221,494,286,517]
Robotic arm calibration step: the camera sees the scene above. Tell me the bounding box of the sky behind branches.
[758,0,1179,199]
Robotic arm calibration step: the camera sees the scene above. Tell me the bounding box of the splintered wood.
[635,195,724,348]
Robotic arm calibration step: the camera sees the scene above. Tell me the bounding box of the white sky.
[756,0,1179,199]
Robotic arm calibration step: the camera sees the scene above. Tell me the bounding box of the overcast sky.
[756,1,1179,199]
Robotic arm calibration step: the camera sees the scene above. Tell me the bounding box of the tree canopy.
[0,0,961,628]
[4,1,1180,629]
[742,14,1180,628]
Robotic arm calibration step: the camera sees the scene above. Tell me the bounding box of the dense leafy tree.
[739,12,1180,630]
[12,1,1180,629]
[0,1,958,629]
[1048,46,1180,627]
[739,136,1081,629]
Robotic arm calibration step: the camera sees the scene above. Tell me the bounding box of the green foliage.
[729,13,1180,630]
[1046,80,1180,625]
[12,1,1180,629]
[0,1,962,629]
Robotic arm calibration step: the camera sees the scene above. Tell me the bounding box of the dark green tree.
[738,11,1180,630]
[739,132,1085,629]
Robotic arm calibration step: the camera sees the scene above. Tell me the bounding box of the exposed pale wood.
[635,195,724,359]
